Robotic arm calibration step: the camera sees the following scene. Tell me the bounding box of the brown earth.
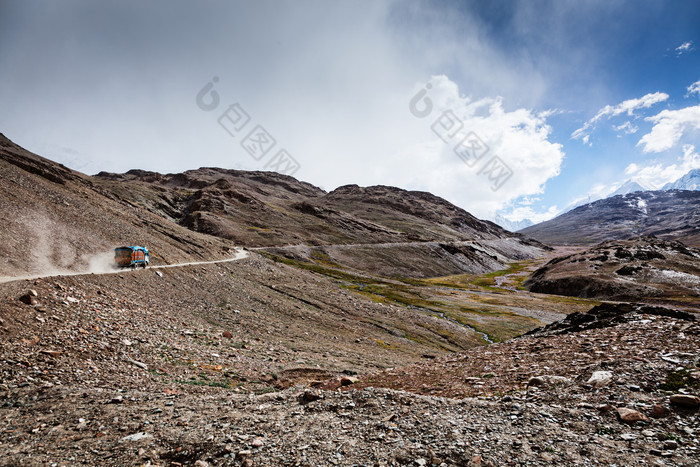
[525,237,700,306]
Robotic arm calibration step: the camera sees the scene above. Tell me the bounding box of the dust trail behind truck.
[114,246,149,268]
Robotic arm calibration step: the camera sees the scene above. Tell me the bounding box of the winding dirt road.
[0,248,249,284]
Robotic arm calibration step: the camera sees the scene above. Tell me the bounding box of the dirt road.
[0,247,249,284]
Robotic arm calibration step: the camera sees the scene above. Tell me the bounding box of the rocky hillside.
[519,190,700,246]
[0,133,546,279]
[94,163,546,278]
[0,134,234,278]
[524,236,700,303]
[3,268,697,466]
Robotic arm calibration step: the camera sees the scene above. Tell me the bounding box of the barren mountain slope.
[2,275,698,466]
[0,134,234,278]
[94,169,547,278]
[524,237,700,304]
[520,191,700,246]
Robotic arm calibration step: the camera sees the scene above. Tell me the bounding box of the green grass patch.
[660,369,699,391]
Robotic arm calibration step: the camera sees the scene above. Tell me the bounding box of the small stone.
[155,271,163,277]
[128,360,148,370]
[587,371,613,388]
[28,289,38,297]
[642,430,655,437]
[650,448,663,456]
[651,404,670,418]
[110,396,124,404]
[597,404,615,413]
[120,432,152,443]
[301,389,322,402]
[193,461,209,467]
[19,293,37,305]
[663,440,678,450]
[40,350,61,358]
[620,433,637,441]
[237,450,252,459]
[340,376,359,386]
[250,437,263,448]
[527,376,545,387]
[616,407,648,423]
[415,459,427,467]
[222,331,233,339]
[670,394,700,407]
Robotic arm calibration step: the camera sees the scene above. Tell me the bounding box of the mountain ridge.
[519,190,700,246]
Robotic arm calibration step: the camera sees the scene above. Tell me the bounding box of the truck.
[114,246,150,268]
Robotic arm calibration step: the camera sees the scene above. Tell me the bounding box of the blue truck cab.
[114,246,150,268]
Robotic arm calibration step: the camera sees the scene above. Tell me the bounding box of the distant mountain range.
[514,168,700,242]
[663,168,700,191]
[493,214,534,232]
[519,190,700,246]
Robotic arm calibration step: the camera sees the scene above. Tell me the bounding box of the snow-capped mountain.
[608,180,648,197]
[662,169,700,191]
[493,214,534,232]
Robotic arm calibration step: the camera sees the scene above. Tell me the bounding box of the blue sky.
[1,1,699,224]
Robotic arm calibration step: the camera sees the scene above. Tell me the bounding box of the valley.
[0,134,698,466]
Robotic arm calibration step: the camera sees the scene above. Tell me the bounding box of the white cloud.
[625,144,700,188]
[687,79,700,97]
[498,205,561,224]
[676,41,694,56]
[637,104,700,152]
[394,75,565,220]
[613,121,638,135]
[572,92,669,142]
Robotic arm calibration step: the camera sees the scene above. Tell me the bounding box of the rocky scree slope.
[519,190,700,246]
[3,287,698,466]
[524,236,700,304]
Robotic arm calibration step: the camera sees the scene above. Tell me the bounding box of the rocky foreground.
[1,265,698,466]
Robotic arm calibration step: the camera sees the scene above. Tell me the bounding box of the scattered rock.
[669,394,700,407]
[128,360,148,370]
[663,440,678,450]
[340,376,359,386]
[19,292,37,305]
[120,432,152,443]
[651,404,671,418]
[587,371,613,388]
[250,437,264,448]
[222,331,233,339]
[616,407,648,423]
[527,375,571,387]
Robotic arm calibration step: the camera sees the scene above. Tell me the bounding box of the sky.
[1,0,699,225]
